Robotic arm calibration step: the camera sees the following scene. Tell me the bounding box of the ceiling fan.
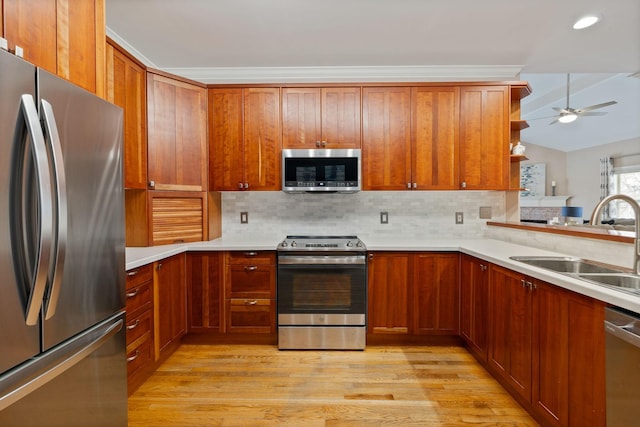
[533,74,618,125]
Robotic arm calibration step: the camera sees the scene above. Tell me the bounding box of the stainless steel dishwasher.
[604,307,640,426]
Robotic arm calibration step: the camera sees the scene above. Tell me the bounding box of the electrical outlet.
[240,212,248,224]
[479,206,492,219]
[455,212,464,224]
[380,212,389,224]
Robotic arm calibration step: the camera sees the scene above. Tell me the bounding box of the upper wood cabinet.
[282,87,361,148]
[209,87,281,191]
[3,0,105,95]
[147,71,208,191]
[362,87,412,190]
[105,40,147,189]
[411,86,460,190]
[459,85,510,190]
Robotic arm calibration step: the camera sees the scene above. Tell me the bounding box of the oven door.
[277,253,366,326]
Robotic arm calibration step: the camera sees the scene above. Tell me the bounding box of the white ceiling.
[105,0,640,152]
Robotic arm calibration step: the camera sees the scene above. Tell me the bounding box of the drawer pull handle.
[126,289,140,298]
[127,270,138,276]
[245,300,258,306]
[244,266,258,272]
[126,319,140,330]
[126,350,140,363]
[244,252,258,257]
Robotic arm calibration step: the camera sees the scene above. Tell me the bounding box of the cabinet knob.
[316,141,321,147]
[156,263,162,270]
[368,253,374,261]
[406,183,411,189]
[461,181,467,189]
[321,141,327,147]
[238,182,243,189]
[244,266,258,272]
[148,180,155,189]
[244,183,249,189]
[412,182,417,189]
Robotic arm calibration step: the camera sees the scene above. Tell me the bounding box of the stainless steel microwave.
[282,149,361,193]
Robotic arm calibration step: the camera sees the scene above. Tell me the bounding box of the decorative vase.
[512,142,526,155]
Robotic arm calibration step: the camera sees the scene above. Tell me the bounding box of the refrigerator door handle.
[40,100,68,320]
[12,94,54,326]
[0,318,123,412]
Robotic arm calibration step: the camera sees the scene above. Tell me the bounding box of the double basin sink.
[509,256,640,295]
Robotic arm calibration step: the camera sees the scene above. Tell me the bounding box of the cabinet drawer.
[226,299,275,333]
[126,264,153,289]
[126,333,153,377]
[226,265,275,298]
[125,281,152,318]
[126,309,153,346]
[226,251,275,265]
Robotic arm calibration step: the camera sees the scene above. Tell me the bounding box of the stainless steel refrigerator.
[0,49,127,426]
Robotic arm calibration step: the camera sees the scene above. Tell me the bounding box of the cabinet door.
[147,73,207,191]
[155,254,186,356]
[412,86,459,189]
[209,88,245,191]
[413,253,460,335]
[362,87,411,190]
[243,88,281,190]
[460,255,489,359]
[532,281,606,427]
[367,252,411,334]
[187,252,223,333]
[148,191,206,246]
[459,86,509,190]
[281,88,321,148]
[4,0,58,73]
[106,41,147,189]
[489,265,532,402]
[321,87,361,148]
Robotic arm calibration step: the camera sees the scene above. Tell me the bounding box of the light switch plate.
[455,212,464,224]
[240,212,248,224]
[380,212,389,224]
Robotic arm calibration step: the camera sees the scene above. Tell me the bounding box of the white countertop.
[126,234,640,314]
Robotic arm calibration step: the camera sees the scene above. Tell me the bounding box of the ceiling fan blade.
[552,107,571,113]
[577,100,618,112]
[577,111,607,117]
[527,114,561,121]
[549,118,560,125]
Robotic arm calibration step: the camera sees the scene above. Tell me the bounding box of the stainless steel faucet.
[589,194,640,274]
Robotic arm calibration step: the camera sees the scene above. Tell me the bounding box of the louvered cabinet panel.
[149,191,207,245]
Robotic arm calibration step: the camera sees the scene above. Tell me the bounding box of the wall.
[521,144,568,196]
[566,137,640,216]
[221,191,506,240]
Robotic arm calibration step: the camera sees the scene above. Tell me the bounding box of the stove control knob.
[346,241,354,247]
[356,241,363,247]
[281,241,288,247]
[291,241,297,247]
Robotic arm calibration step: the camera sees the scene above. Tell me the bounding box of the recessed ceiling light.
[573,15,600,29]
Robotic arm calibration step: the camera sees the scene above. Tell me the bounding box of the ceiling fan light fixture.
[558,113,578,123]
[573,15,600,29]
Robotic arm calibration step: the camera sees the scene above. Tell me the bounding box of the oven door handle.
[278,255,366,265]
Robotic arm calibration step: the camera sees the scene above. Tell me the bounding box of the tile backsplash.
[221,191,506,239]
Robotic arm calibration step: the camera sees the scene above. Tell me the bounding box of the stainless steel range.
[277,236,367,350]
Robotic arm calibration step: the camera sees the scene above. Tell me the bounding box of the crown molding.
[106,27,521,83]
[163,65,523,84]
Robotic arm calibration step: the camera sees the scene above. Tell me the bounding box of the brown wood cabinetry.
[106,39,147,190]
[125,264,154,395]
[411,86,460,189]
[362,87,412,190]
[413,253,460,335]
[459,254,489,360]
[209,87,281,191]
[154,254,187,360]
[488,264,606,426]
[148,190,208,246]
[459,85,510,190]
[187,252,223,333]
[367,252,411,334]
[147,71,207,192]
[508,84,532,190]
[282,87,361,148]
[3,0,104,95]
[224,251,276,333]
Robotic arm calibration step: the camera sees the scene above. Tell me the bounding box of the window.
[611,165,640,218]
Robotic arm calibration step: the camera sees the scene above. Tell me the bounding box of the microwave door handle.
[13,95,54,326]
[40,100,67,320]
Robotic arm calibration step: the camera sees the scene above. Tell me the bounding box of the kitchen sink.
[576,274,640,294]
[510,256,640,296]
[509,256,624,274]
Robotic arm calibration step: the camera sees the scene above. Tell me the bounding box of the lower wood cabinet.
[154,254,187,360]
[187,252,223,333]
[125,264,154,395]
[487,263,606,427]
[460,254,489,359]
[367,252,459,336]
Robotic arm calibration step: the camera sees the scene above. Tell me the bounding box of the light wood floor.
[128,344,539,426]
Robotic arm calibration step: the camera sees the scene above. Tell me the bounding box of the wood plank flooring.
[128,344,538,426]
